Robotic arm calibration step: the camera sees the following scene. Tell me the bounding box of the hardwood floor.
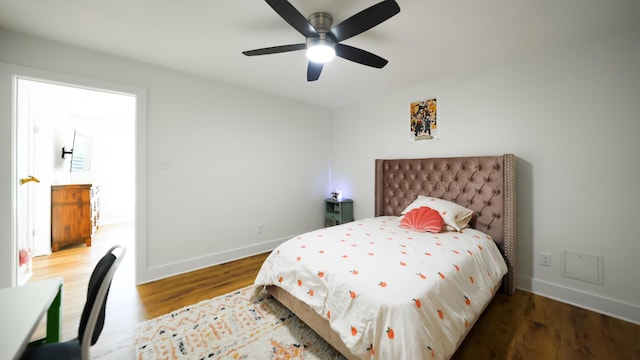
[453,291,640,360]
[28,223,267,359]
[28,223,640,359]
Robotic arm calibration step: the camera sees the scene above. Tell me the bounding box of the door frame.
[0,62,147,288]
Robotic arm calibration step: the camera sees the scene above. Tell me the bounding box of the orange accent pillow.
[401,196,474,231]
[400,206,443,233]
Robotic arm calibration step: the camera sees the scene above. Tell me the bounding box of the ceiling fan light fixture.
[242,1,401,80]
[306,37,335,63]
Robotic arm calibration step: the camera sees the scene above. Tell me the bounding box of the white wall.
[331,29,640,324]
[0,29,333,287]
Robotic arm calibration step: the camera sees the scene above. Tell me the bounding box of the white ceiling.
[0,0,637,108]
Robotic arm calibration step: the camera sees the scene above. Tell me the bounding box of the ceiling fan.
[242,0,401,81]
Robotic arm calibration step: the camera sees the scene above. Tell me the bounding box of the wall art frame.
[409,97,438,142]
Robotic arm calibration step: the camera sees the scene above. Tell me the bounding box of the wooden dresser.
[50,184,99,252]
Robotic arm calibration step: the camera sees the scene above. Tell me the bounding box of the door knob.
[20,175,40,185]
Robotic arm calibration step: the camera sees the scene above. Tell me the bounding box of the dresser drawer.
[52,186,90,203]
[326,212,342,221]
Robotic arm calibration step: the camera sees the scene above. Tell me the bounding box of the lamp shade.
[306,38,335,63]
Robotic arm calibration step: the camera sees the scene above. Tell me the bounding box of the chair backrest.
[77,245,126,359]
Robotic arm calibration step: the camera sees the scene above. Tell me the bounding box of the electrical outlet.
[540,252,552,267]
[159,159,172,169]
[256,224,263,234]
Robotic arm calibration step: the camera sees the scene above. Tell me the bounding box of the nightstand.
[325,198,354,226]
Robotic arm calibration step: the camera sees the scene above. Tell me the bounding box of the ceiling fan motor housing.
[306,12,336,63]
[308,12,333,33]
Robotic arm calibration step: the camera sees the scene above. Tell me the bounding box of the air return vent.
[562,251,604,285]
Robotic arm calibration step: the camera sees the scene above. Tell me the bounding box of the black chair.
[21,245,126,360]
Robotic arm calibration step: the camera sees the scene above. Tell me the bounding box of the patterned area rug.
[134,285,345,359]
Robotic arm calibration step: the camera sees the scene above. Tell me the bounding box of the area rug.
[134,285,345,359]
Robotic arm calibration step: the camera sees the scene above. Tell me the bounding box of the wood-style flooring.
[28,223,640,359]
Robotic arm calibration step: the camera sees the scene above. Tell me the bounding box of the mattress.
[254,216,508,359]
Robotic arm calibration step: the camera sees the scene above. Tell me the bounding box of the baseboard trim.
[138,236,289,285]
[517,275,640,325]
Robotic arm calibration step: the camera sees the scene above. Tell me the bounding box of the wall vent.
[562,251,604,285]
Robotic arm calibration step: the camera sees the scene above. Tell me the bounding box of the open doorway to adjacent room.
[15,78,136,285]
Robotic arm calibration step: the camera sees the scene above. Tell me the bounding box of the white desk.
[0,277,63,360]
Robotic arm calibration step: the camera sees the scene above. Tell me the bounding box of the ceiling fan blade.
[243,43,306,56]
[265,0,318,38]
[329,0,400,42]
[307,62,323,81]
[335,44,388,68]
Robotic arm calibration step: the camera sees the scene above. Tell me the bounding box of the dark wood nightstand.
[325,198,354,226]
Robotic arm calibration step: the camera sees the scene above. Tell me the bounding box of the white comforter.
[254,216,508,359]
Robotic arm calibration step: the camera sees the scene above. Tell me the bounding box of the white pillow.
[401,196,474,231]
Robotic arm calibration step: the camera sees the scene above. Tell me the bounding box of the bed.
[254,154,516,359]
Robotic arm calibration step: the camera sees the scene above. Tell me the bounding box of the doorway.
[14,77,136,285]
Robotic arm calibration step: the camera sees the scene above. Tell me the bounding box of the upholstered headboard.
[374,154,516,294]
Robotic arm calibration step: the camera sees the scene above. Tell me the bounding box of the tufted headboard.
[374,154,516,294]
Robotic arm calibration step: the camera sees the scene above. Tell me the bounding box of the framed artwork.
[410,97,438,142]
